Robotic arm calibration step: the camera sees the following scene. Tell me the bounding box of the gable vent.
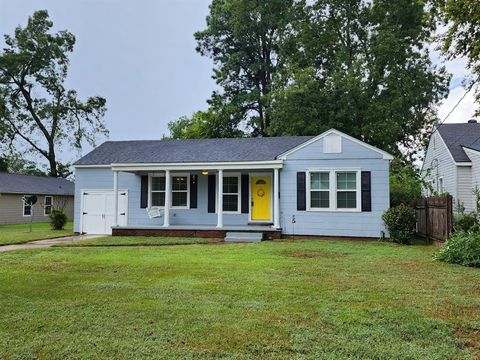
[324,135,342,153]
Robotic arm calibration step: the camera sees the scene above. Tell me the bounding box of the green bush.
[49,209,68,230]
[389,160,422,207]
[454,213,478,233]
[435,231,480,267]
[382,204,416,244]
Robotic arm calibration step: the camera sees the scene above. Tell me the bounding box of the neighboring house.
[422,120,480,213]
[0,172,74,225]
[73,129,392,239]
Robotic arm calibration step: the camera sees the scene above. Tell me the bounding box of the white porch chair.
[146,207,164,219]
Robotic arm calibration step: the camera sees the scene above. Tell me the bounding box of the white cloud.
[437,86,477,124]
[429,27,477,124]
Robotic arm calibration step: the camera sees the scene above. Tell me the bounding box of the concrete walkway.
[0,235,101,253]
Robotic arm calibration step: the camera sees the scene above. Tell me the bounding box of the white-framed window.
[171,173,190,208]
[44,196,53,216]
[307,169,361,212]
[23,195,32,217]
[149,173,190,208]
[222,173,241,213]
[309,172,330,209]
[149,174,166,207]
[336,172,358,209]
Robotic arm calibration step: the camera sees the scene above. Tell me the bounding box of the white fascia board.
[436,131,461,165]
[458,146,475,167]
[74,164,111,169]
[111,160,283,172]
[421,132,472,171]
[462,146,480,157]
[277,128,394,160]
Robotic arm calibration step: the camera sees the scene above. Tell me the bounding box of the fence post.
[446,195,453,239]
[425,198,430,242]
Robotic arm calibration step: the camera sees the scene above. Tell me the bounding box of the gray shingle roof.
[437,123,480,162]
[0,173,74,195]
[74,136,314,165]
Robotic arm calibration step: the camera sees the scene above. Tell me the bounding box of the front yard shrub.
[382,204,416,244]
[454,213,478,233]
[389,160,422,207]
[435,230,480,267]
[49,209,68,230]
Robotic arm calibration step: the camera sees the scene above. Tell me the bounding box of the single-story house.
[422,120,480,213]
[73,129,392,239]
[0,172,74,225]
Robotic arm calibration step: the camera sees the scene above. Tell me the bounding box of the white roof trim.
[110,160,283,172]
[74,164,112,169]
[436,132,473,166]
[462,146,480,154]
[422,132,472,172]
[277,128,394,160]
[436,131,463,165]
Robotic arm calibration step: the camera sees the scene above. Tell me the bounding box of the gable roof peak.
[277,128,394,160]
[436,122,480,163]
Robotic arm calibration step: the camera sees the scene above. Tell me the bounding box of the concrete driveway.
[0,235,101,253]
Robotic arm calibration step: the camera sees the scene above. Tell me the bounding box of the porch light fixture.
[202,171,209,176]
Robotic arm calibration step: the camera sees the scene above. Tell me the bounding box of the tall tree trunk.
[47,142,58,177]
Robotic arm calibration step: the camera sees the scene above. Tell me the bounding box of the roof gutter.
[110,160,284,172]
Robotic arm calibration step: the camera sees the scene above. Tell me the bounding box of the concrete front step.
[224,232,263,243]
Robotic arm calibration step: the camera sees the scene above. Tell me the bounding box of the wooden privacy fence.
[415,195,453,242]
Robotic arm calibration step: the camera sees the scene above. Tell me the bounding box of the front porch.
[109,160,283,236]
[112,224,282,239]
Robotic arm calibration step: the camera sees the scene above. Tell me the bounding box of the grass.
[0,221,73,246]
[56,235,223,247]
[0,240,479,359]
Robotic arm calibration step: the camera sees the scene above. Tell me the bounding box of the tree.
[0,10,107,177]
[437,0,480,114]
[174,0,449,164]
[270,0,450,162]
[194,0,295,136]
[0,157,7,172]
[389,158,423,207]
[167,109,243,139]
[0,152,46,176]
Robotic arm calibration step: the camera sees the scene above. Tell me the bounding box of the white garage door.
[81,190,128,234]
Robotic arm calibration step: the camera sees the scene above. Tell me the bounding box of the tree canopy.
[438,0,480,115]
[0,10,107,177]
[168,0,450,163]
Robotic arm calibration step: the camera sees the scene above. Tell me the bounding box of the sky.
[0,0,477,166]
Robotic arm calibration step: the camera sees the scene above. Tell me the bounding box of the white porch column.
[113,170,119,227]
[163,169,171,227]
[217,169,223,228]
[273,168,280,229]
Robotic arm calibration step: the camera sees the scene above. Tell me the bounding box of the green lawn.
[0,240,479,359]
[0,221,73,246]
[56,235,223,247]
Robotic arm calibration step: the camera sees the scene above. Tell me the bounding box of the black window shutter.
[140,175,148,208]
[208,175,216,213]
[190,175,198,208]
[297,172,306,211]
[241,174,249,214]
[361,171,372,212]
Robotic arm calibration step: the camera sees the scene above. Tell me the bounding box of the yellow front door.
[251,175,271,221]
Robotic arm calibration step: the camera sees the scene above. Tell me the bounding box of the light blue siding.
[280,137,389,237]
[74,168,250,233]
[286,136,383,160]
[74,135,390,237]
